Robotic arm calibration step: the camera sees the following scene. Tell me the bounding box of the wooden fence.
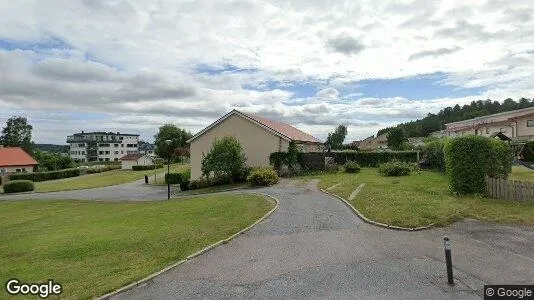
[485,176,534,203]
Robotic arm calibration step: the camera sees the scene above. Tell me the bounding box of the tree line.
[377,97,534,138]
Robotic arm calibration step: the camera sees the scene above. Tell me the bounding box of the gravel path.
[110,179,534,299]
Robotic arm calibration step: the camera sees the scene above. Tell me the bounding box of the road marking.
[348,183,366,200]
[327,182,342,190]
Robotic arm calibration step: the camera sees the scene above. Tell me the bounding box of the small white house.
[120,154,154,170]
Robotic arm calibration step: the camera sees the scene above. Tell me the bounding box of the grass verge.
[0,194,273,299]
[309,168,534,228]
[29,164,189,193]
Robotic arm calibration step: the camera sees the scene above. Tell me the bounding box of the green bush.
[330,151,418,167]
[247,167,279,186]
[131,164,163,171]
[3,180,35,193]
[165,173,183,184]
[9,168,80,182]
[201,136,247,181]
[188,177,212,190]
[180,180,190,191]
[421,139,446,170]
[444,135,512,195]
[377,160,412,176]
[85,165,121,174]
[344,161,361,173]
[269,152,287,170]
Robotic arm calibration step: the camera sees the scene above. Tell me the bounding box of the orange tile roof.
[0,147,38,167]
[240,111,323,144]
[120,154,143,161]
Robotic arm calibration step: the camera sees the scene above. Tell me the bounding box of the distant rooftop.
[70,131,139,136]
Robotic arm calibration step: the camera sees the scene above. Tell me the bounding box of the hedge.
[444,135,512,195]
[9,168,80,182]
[3,180,35,193]
[269,151,419,170]
[85,165,121,174]
[131,164,164,171]
[421,139,446,171]
[344,161,361,173]
[165,173,183,184]
[247,167,278,186]
[328,151,418,167]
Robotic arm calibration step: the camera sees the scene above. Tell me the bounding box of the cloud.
[0,0,534,144]
[326,34,364,55]
[316,87,340,100]
[409,47,461,60]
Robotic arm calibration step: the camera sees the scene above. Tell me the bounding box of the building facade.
[433,107,534,141]
[66,131,140,162]
[187,110,323,180]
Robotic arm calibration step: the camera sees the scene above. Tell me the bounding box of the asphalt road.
[111,179,534,299]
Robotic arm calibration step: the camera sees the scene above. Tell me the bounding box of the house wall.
[0,165,36,174]
[190,114,290,180]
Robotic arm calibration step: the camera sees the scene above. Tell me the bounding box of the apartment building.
[66,131,139,162]
[433,107,534,140]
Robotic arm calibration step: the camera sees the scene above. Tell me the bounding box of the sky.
[1,0,533,144]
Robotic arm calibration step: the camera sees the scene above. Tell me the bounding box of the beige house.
[434,107,534,140]
[358,134,388,150]
[120,154,154,170]
[187,110,324,180]
[0,147,38,174]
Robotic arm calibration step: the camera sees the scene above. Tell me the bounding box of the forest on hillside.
[377,97,534,138]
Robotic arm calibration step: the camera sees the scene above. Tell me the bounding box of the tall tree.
[0,116,34,154]
[326,125,347,150]
[386,127,407,150]
[154,124,192,160]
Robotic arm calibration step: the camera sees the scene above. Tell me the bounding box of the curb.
[97,193,280,299]
[320,188,434,231]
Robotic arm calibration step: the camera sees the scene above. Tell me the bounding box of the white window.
[528,120,534,127]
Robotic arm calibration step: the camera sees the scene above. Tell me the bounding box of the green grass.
[310,168,534,228]
[509,165,534,182]
[30,164,189,193]
[0,194,274,299]
[177,183,250,195]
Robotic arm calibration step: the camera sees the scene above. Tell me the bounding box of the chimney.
[81,130,84,134]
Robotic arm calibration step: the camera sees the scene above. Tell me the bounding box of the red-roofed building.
[0,147,39,174]
[187,110,324,180]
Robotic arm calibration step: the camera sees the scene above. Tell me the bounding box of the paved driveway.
[112,180,534,299]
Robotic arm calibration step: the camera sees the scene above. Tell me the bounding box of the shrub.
[3,180,35,193]
[85,165,121,174]
[9,168,80,182]
[188,177,212,190]
[444,135,512,195]
[344,161,361,173]
[269,152,287,170]
[180,179,190,191]
[131,164,164,171]
[377,160,412,176]
[421,139,446,171]
[324,151,418,167]
[247,167,279,186]
[201,136,247,181]
[165,173,183,184]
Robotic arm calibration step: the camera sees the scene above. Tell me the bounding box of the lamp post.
[165,139,172,200]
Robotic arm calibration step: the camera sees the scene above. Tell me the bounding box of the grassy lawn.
[509,165,534,182]
[30,164,189,193]
[311,168,534,228]
[0,194,274,299]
